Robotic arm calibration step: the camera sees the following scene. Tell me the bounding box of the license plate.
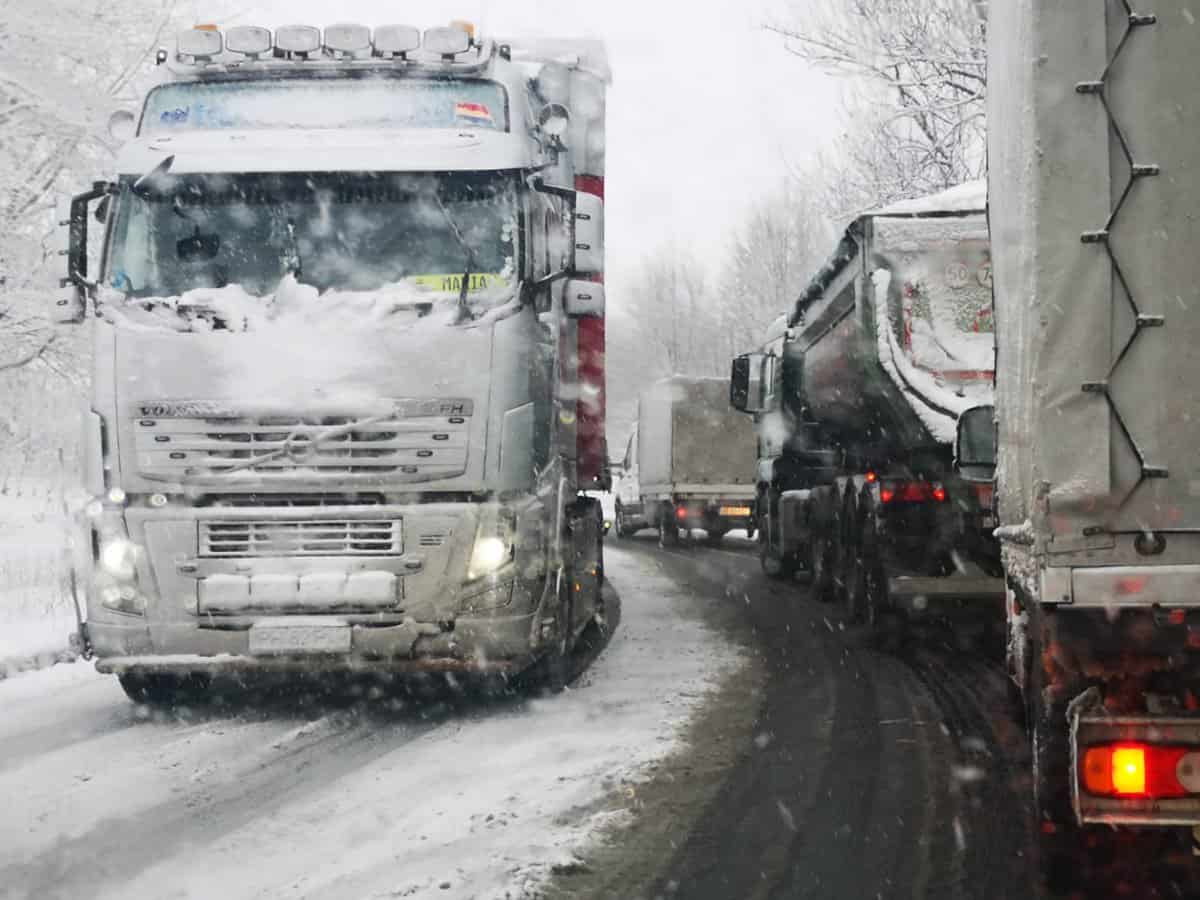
[719,506,752,518]
[249,620,351,655]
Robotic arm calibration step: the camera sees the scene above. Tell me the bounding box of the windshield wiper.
[132,155,175,197]
[433,193,477,321]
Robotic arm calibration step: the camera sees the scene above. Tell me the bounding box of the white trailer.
[614,377,756,545]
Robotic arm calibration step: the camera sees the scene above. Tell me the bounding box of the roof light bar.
[423,26,471,58]
[274,24,321,57]
[225,25,272,58]
[324,23,370,56]
[176,27,222,60]
[373,24,421,58]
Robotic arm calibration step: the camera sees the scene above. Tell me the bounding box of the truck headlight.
[100,584,145,616]
[99,538,138,580]
[467,509,516,581]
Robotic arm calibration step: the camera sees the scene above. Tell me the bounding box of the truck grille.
[199,519,401,558]
[134,413,469,482]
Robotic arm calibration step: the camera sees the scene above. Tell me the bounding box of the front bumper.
[91,609,539,675]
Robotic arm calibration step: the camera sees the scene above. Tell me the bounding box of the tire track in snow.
[2,698,472,900]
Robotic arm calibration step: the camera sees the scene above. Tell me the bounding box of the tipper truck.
[613,377,757,545]
[55,21,612,702]
[988,0,1200,889]
[730,183,1004,631]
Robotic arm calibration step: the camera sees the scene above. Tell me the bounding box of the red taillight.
[675,506,688,521]
[1082,743,1192,798]
[865,471,878,483]
[973,482,994,510]
[879,481,944,503]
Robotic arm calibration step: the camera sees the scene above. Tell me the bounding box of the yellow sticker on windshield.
[410,273,508,293]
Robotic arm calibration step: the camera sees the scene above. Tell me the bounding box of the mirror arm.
[67,181,115,289]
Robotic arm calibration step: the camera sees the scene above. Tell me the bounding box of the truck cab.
[58,23,612,700]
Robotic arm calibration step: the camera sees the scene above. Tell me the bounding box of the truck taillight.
[675,505,688,521]
[1082,744,1194,798]
[879,481,946,504]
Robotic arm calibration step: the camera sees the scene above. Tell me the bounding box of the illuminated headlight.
[468,536,512,580]
[467,508,516,581]
[99,538,138,580]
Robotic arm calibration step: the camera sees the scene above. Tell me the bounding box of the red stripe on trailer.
[575,174,606,486]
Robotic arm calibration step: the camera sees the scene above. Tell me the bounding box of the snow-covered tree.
[716,184,831,354]
[770,0,987,217]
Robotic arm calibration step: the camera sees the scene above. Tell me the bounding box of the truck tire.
[850,498,893,644]
[705,527,728,546]
[809,491,836,603]
[614,504,632,539]
[658,505,680,548]
[834,487,859,614]
[118,672,210,707]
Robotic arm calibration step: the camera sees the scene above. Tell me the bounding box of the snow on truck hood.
[115,128,536,175]
[102,277,511,413]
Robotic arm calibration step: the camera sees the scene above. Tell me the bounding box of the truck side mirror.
[573,191,603,277]
[730,353,767,413]
[563,279,604,318]
[54,181,113,324]
[955,404,997,483]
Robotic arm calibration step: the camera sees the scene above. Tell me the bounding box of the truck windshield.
[105,171,519,300]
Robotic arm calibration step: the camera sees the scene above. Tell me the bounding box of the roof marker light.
[176,27,222,60]
[225,25,272,58]
[324,23,371,56]
[424,25,471,58]
[274,24,321,57]
[374,24,421,58]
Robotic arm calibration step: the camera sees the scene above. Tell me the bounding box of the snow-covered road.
[1,547,741,900]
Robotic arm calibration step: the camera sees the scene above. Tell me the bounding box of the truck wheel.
[118,672,210,707]
[614,505,631,539]
[705,528,728,546]
[834,488,858,611]
[658,507,680,548]
[809,492,836,602]
[537,587,574,694]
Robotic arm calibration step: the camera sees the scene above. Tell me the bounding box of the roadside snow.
[0,487,79,676]
[1,546,743,900]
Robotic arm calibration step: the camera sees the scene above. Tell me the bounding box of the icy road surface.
[1,548,741,900]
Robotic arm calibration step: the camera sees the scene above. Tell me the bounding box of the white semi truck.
[987,0,1200,890]
[56,22,612,702]
[614,377,757,545]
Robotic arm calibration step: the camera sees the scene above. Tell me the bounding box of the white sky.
[222,1,843,304]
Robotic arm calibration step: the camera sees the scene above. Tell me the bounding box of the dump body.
[62,25,613,689]
[989,0,1200,845]
[731,182,1003,616]
[793,187,992,455]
